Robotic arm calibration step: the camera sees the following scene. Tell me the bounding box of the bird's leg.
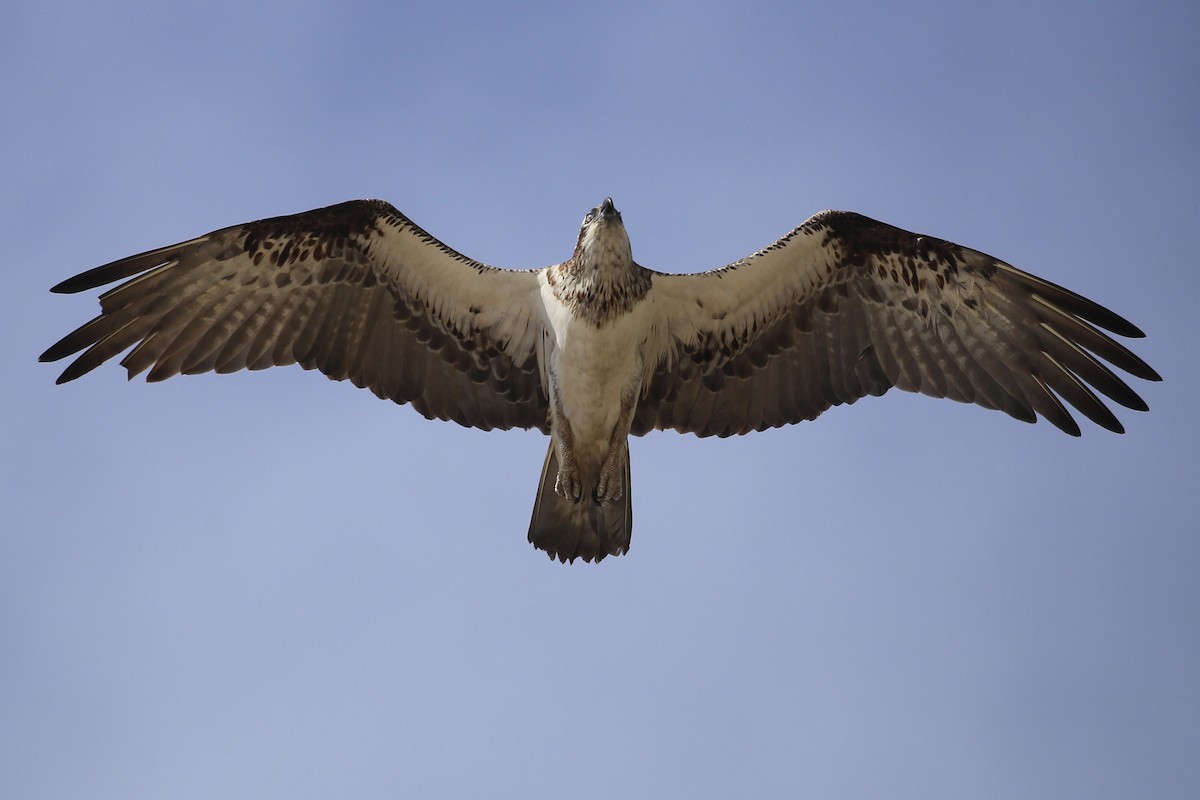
[595,378,639,504]
[554,431,582,502]
[595,440,627,504]
[548,376,583,502]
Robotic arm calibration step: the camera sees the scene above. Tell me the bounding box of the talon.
[595,466,623,504]
[555,468,582,502]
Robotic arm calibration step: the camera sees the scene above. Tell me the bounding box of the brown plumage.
[41,198,1160,562]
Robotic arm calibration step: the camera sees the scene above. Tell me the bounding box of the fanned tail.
[527,443,632,563]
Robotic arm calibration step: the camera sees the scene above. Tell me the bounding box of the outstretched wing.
[636,210,1160,437]
[41,199,550,432]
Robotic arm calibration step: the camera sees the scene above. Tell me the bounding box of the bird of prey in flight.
[41,197,1160,562]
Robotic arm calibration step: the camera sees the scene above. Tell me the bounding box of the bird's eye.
[584,210,596,225]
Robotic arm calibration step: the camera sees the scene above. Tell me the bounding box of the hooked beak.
[598,197,620,221]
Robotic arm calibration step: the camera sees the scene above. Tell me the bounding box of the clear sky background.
[3,2,1197,798]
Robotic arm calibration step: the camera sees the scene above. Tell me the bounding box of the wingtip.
[39,340,71,365]
[53,360,90,385]
[48,268,117,294]
[53,366,78,385]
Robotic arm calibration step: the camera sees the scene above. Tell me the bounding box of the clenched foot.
[555,464,583,502]
[594,457,624,504]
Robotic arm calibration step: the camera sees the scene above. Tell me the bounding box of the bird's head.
[574,197,632,273]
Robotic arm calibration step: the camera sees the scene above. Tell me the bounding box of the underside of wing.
[635,211,1160,437]
[41,199,550,432]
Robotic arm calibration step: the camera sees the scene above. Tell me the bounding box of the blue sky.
[3,1,1197,798]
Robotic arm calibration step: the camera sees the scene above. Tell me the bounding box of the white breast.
[537,273,656,448]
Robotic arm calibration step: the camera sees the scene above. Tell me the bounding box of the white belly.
[538,276,653,448]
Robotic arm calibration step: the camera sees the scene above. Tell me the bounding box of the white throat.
[579,223,632,276]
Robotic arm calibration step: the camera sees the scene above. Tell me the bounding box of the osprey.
[41,198,1160,562]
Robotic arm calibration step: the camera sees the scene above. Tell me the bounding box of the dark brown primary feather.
[635,211,1159,438]
[41,200,549,432]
